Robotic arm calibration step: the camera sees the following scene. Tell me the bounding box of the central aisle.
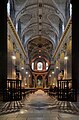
[0,90,79,120]
[19,89,59,120]
[23,89,58,111]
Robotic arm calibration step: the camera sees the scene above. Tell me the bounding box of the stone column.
[55,59,60,80]
[43,61,46,70]
[0,0,7,94]
[43,75,46,88]
[27,74,29,88]
[42,62,44,70]
[60,52,64,71]
[48,74,51,86]
[29,75,32,88]
[7,35,13,79]
[63,43,68,79]
[64,52,68,79]
[67,39,72,79]
[35,61,37,70]
[34,75,37,88]
[52,72,55,86]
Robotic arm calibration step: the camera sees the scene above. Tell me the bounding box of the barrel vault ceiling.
[14,0,66,62]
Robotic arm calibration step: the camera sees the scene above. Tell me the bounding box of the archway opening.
[37,76,42,87]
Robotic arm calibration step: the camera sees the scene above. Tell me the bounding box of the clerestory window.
[37,62,43,70]
[7,1,10,15]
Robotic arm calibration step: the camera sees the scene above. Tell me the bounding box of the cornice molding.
[7,15,27,58]
[53,16,72,58]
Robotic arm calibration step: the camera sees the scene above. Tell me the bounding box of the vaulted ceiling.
[14,0,66,63]
[27,37,53,61]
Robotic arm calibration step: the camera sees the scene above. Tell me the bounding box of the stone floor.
[0,90,79,120]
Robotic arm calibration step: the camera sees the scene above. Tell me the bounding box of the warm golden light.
[26,72,28,74]
[56,66,58,69]
[39,50,41,52]
[20,109,25,114]
[49,75,51,77]
[12,55,16,59]
[21,67,24,70]
[64,56,68,60]
[52,71,54,74]
[53,83,55,86]
[39,56,41,58]
[29,74,30,77]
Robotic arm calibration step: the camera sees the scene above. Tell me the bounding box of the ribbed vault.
[14,0,67,63]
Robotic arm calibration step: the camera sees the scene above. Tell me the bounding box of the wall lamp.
[21,67,24,70]
[52,71,54,74]
[56,66,59,69]
[12,55,16,60]
[64,56,68,60]
[26,71,28,74]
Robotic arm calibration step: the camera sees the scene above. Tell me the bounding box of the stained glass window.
[46,62,48,70]
[32,62,34,70]
[7,1,10,15]
[37,62,42,70]
[70,3,72,16]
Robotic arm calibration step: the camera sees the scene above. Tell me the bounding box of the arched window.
[46,62,48,70]
[62,23,64,32]
[32,62,34,70]
[7,1,10,15]
[37,62,43,70]
[70,3,72,16]
[16,22,18,32]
